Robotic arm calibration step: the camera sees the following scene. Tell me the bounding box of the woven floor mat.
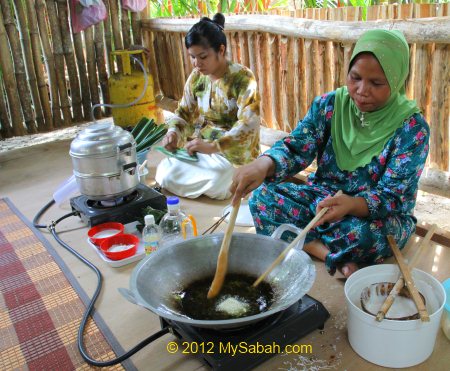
[0,198,134,370]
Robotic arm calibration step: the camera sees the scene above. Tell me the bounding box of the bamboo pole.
[13,0,46,132]
[73,33,92,120]
[0,0,35,133]
[35,0,62,128]
[131,11,142,45]
[84,26,101,119]
[304,39,313,108]
[258,33,273,128]
[142,15,450,44]
[247,32,258,83]
[147,31,162,96]
[324,41,333,92]
[24,0,53,131]
[231,31,239,63]
[0,75,12,138]
[180,32,191,84]
[103,0,113,74]
[56,0,83,122]
[46,0,72,126]
[406,43,416,99]
[238,32,249,68]
[94,23,111,116]
[170,31,185,100]
[270,34,282,129]
[312,40,324,97]
[298,37,307,120]
[285,37,296,131]
[108,0,123,72]
[429,44,449,170]
[225,32,232,61]
[0,7,24,136]
[121,7,131,49]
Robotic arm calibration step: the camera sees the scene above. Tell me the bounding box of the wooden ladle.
[207,198,241,299]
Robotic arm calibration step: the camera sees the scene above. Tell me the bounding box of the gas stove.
[160,294,329,370]
[70,183,166,226]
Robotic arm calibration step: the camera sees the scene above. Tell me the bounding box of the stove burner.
[161,294,329,370]
[70,184,167,226]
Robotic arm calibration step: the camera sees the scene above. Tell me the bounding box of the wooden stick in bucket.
[207,198,241,299]
[387,235,430,322]
[376,225,437,321]
[253,190,343,288]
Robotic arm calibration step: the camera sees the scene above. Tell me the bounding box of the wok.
[119,224,315,329]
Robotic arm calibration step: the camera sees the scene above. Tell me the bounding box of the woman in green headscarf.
[230,29,430,277]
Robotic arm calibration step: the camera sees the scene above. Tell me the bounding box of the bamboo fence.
[142,4,450,172]
[0,2,449,172]
[0,0,148,139]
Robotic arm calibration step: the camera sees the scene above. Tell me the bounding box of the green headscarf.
[331,29,420,172]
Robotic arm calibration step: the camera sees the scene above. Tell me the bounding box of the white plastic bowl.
[344,264,446,368]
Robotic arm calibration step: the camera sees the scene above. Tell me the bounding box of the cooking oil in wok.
[173,273,274,320]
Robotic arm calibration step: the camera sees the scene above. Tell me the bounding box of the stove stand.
[160,294,330,370]
[70,183,166,226]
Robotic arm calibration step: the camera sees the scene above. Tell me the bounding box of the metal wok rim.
[129,232,316,328]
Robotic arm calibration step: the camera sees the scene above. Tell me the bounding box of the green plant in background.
[148,0,448,18]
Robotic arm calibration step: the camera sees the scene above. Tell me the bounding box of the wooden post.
[84,27,101,119]
[270,34,282,130]
[103,0,113,74]
[108,0,123,72]
[131,11,142,45]
[259,33,273,128]
[121,6,131,49]
[0,73,13,138]
[238,32,249,68]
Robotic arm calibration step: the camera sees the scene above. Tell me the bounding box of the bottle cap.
[145,214,155,225]
[166,196,179,206]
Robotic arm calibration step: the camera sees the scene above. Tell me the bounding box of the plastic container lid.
[166,196,179,205]
[443,278,450,312]
[145,214,155,225]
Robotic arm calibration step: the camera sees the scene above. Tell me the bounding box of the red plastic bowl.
[99,234,139,261]
[88,222,125,246]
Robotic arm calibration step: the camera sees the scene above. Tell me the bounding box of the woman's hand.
[185,139,218,156]
[315,194,369,226]
[230,156,275,206]
[161,132,178,151]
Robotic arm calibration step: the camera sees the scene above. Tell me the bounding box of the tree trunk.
[0,0,36,133]
[24,0,53,131]
[56,0,83,122]
[35,0,62,127]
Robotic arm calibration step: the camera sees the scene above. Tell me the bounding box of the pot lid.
[70,122,135,157]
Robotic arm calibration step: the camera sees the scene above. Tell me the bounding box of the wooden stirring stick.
[207,198,241,299]
[253,190,343,288]
[376,225,437,321]
[387,235,430,322]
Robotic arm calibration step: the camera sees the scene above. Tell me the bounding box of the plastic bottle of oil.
[142,214,160,255]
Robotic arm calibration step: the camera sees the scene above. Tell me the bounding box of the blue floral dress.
[249,91,430,275]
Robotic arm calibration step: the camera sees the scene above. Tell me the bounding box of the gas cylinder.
[108,49,163,127]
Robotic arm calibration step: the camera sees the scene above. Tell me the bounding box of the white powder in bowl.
[94,229,120,238]
[108,244,134,252]
[216,297,249,316]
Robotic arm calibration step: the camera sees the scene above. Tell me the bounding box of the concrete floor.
[1,136,449,371]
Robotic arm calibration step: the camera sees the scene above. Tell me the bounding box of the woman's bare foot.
[303,240,329,261]
[339,262,359,278]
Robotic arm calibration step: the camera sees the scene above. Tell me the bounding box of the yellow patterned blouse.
[167,61,261,165]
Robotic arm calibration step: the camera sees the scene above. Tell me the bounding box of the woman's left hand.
[315,193,369,226]
[185,139,218,156]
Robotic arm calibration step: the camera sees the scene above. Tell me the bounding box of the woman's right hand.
[161,131,178,151]
[230,156,275,206]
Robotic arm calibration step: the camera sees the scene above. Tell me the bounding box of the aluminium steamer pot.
[70,122,139,200]
[119,224,316,329]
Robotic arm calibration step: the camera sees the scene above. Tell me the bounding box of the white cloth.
[155,153,234,200]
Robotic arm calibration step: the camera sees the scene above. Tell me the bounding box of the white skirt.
[155,153,234,200]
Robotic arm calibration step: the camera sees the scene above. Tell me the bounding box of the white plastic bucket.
[344,264,446,368]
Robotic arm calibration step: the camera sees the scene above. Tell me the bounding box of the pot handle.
[118,287,146,307]
[271,224,306,251]
[123,162,137,175]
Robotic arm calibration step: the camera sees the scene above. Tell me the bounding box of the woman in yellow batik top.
[155,13,260,200]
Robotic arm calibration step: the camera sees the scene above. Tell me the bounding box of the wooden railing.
[141,7,450,171]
